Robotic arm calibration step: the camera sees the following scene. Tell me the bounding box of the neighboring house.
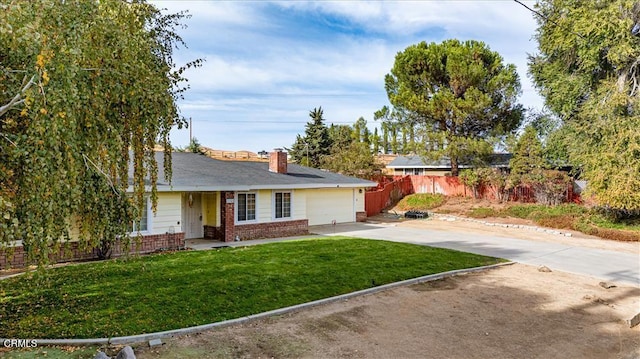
[386,154,512,176]
[134,149,376,243]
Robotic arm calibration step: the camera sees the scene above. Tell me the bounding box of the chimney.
[269,148,288,174]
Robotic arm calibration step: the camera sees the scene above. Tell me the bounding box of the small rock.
[115,346,136,359]
[538,266,552,273]
[599,281,617,289]
[94,352,111,359]
[564,233,572,237]
[627,312,640,328]
[149,338,163,347]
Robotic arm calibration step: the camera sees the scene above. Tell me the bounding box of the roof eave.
[130,182,377,193]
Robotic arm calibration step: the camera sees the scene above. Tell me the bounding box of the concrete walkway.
[309,222,640,287]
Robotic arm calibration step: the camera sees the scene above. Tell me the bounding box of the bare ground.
[128,211,640,359]
[131,263,640,359]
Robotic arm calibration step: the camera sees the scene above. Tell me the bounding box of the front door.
[183,192,203,239]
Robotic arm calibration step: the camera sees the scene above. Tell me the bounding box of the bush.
[396,194,446,211]
[590,228,640,241]
[466,207,497,218]
[535,215,577,230]
[594,207,640,223]
[502,205,540,219]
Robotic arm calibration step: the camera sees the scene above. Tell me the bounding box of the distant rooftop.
[387,154,512,169]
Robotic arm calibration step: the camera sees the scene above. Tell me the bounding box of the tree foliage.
[385,39,524,175]
[508,125,547,186]
[529,0,640,210]
[0,0,200,265]
[289,107,331,168]
[321,142,382,179]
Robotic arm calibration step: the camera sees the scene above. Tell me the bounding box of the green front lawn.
[0,237,502,339]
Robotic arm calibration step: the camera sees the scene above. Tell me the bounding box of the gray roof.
[387,154,512,169]
[133,152,376,192]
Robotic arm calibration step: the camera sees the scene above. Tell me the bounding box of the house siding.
[292,189,306,220]
[152,192,182,235]
[354,188,365,212]
[256,189,271,223]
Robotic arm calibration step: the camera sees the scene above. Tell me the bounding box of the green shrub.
[396,194,446,211]
[502,204,586,220]
[502,205,540,219]
[467,207,497,218]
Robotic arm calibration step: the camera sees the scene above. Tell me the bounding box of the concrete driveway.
[311,222,640,287]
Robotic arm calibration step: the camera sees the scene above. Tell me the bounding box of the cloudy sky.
[152,0,544,153]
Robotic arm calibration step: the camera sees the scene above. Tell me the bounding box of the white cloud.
[158,1,544,152]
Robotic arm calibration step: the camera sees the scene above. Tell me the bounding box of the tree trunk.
[451,157,459,176]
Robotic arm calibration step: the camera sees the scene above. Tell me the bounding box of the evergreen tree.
[322,142,382,179]
[289,107,331,168]
[385,39,524,175]
[508,126,547,186]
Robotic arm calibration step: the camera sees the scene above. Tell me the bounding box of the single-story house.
[0,149,376,269]
[134,149,377,244]
[387,154,512,176]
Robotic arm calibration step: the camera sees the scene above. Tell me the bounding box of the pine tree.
[289,107,331,168]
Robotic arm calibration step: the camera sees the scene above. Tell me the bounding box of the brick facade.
[234,219,309,241]
[356,211,367,222]
[221,191,236,242]
[0,232,185,270]
[204,225,224,240]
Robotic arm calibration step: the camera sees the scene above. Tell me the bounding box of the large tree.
[321,142,382,179]
[289,107,331,168]
[529,0,640,211]
[385,39,524,175]
[0,0,199,265]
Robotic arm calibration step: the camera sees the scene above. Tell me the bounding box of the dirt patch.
[410,277,459,291]
[134,264,640,359]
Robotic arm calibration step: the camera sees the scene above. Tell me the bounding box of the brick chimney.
[269,148,288,174]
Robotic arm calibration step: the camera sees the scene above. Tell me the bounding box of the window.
[274,191,291,219]
[132,198,149,232]
[237,192,256,222]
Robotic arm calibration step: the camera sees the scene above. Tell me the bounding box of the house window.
[132,198,149,232]
[274,191,291,219]
[237,192,256,222]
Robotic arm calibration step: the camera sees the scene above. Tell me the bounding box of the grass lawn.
[0,237,502,339]
[395,193,446,211]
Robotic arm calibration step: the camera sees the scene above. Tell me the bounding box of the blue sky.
[152,1,543,153]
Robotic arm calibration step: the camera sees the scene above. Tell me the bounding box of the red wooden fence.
[365,175,580,217]
[364,175,413,216]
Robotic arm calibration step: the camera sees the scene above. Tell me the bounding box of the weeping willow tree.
[0,0,201,265]
[529,0,640,212]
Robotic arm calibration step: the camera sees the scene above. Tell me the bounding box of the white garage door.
[306,188,354,225]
